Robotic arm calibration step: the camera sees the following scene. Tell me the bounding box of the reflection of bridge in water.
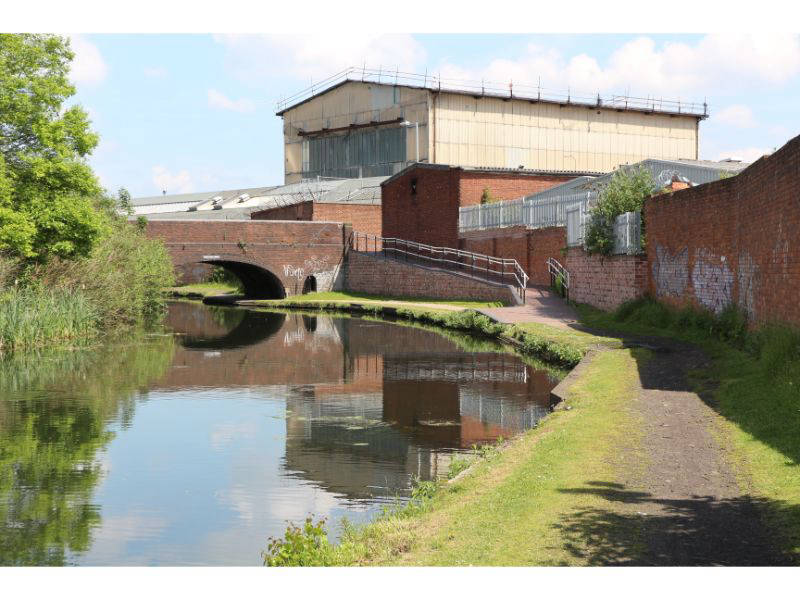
[161,302,557,501]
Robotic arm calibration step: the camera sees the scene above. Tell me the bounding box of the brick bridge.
[143,220,352,298]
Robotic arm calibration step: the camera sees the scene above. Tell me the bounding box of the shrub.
[262,517,331,567]
[447,456,471,479]
[585,166,655,256]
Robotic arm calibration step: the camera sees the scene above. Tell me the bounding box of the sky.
[66,33,800,198]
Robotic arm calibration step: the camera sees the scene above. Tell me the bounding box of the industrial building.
[276,67,708,184]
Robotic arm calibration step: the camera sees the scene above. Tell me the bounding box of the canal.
[0,302,559,566]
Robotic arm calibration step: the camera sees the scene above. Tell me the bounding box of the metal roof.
[132,177,388,216]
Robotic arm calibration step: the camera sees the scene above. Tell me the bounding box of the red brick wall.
[382,166,460,248]
[528,227,567,286]
[566,248,648,312]
[459,226,566,286]
[458,173,573,207]
[344,251,517,305]
[252,201,314,221]
[313,203,382,237]
[382,166,570,249]
[645,133,800,326]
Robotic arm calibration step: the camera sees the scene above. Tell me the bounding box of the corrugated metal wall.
[301,126,407,180]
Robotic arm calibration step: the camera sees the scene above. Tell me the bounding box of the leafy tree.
[0,34,107,259]
[584,166,654,255]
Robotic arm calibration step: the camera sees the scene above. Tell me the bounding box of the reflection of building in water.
[161,303,558,501]
[283,389,448,501]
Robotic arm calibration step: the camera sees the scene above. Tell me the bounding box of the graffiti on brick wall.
[737,251,759,319]
[282,256,330,280]
[282,256,339,292]
[691,249,734,314]
[652,245,689,297]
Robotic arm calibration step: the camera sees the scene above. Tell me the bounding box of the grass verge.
[249,290,506,310]
[166,282,240,299]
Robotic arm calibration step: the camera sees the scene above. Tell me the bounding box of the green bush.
[585,167,655,256]
[262,517,332,567]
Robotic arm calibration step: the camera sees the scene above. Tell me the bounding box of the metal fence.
[613,211,643,255]
[459,192,593,233]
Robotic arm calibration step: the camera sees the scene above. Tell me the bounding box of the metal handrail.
[349,231,529,301]
[546,257,570,298]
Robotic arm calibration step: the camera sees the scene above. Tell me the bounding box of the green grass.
[167,282,240,298]
[578,297,800,560]
[0,287,99,353]
[325,348,644,565]
[253,291,506,309]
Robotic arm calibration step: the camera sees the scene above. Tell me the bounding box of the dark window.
[410,177,418,195]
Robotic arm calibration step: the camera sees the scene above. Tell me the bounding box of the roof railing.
[276,66,709,118]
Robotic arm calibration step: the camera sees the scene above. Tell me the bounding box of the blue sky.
[67,33,800,197]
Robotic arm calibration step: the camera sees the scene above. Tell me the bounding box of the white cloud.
[715,147,775,163]
[213,34,427,82]
[143,66,168,79]
[69,34,108,85]
[713,105,756,128]
[152,166,193,194]
[435,34,800,103]
[207,89,256,113]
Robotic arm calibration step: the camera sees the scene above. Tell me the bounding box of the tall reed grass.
[0,287,98,352]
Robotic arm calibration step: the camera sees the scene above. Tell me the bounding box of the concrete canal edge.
[547,349,601,409]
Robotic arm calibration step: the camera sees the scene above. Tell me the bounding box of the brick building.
[381,163,584,248]
[252,199,382,237]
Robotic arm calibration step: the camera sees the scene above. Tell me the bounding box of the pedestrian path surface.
[478,286,578,329]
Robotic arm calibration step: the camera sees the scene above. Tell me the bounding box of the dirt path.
[558,338,791,565]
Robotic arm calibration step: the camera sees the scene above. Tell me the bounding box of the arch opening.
[302,275,317,295]
[201,260,286,299]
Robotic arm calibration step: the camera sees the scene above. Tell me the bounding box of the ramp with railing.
[348,232,529,302]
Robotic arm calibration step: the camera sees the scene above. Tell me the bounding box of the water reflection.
[0,302,558,565]
[0,337,175,565]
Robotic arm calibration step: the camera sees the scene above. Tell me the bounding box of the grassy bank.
[250,290,506,310]
[166,282,240,299]
[577,298,800,559]
[253,296,610,369]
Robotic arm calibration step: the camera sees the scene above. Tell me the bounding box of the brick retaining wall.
[565,247,648,312]
[344,251,518,305]
[459,226,566,286]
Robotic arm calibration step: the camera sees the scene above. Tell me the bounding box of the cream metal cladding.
[431,93,698,173]
[281,81,430,183]
[279,80,700,182]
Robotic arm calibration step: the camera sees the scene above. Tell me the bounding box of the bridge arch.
[198,256,286,299]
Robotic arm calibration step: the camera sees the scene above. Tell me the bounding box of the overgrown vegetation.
[479,187,499,205]
[584,166,654,255]
[0,34,175,352]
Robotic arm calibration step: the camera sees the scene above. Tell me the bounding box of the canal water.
[0,302,559,566]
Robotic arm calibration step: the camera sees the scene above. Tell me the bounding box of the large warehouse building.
[276,67,708,184]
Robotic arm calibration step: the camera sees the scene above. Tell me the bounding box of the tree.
[0,34,106,259]
[584,166,654,255]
